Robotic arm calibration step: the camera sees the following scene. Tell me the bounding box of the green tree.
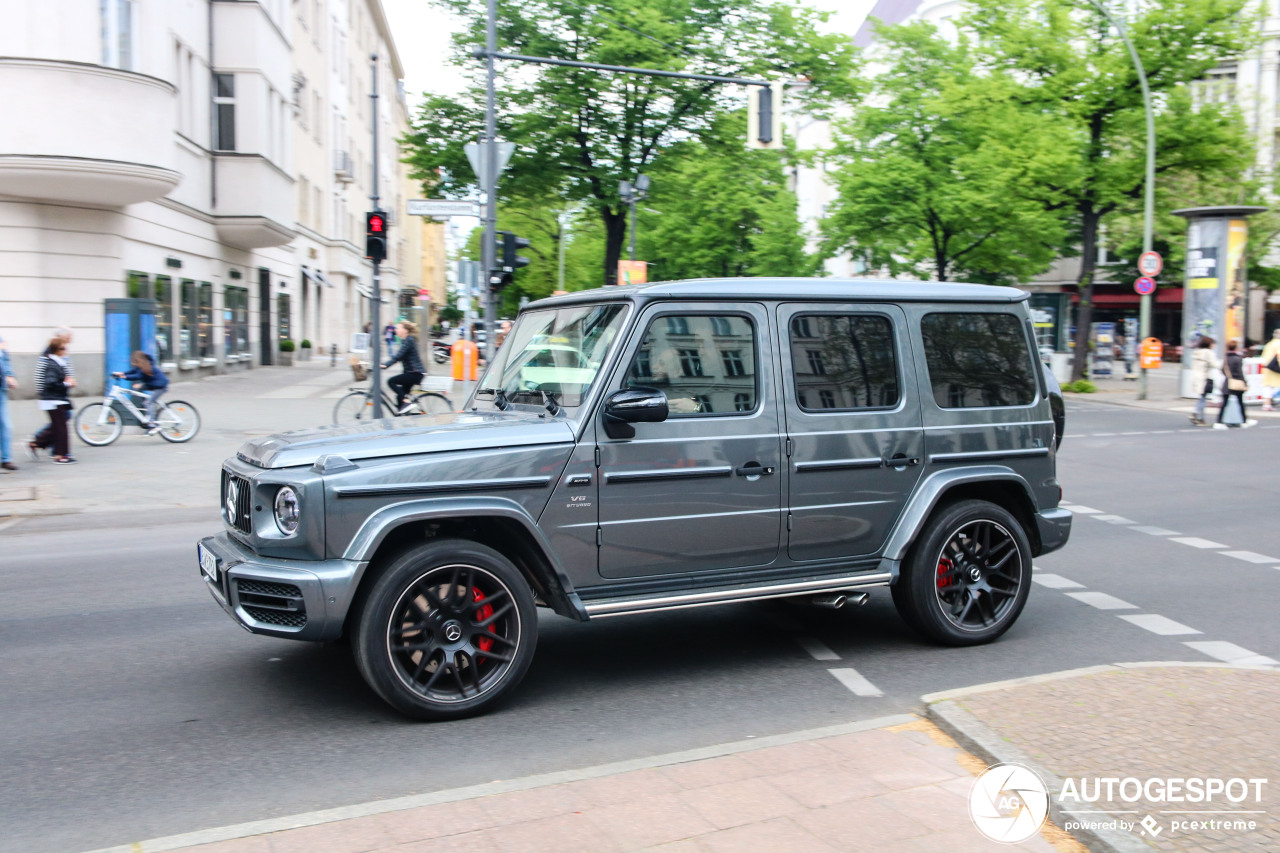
[965,0,1256,379]
[403,0,858,286]
[822,21,1076,285]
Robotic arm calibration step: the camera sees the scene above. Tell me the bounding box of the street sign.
[464,140,515,181]
[1134,276,1157,295]
[1140,337,1163,369]
[1138,251,1163,277]
[407,199,480,218]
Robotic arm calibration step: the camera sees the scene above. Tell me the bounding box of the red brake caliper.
[936,557,954,589]
[472,587,494,653]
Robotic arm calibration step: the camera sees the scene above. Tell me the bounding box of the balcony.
[334,150,355,183]
[214,154,296,249]
[0,58,180,206]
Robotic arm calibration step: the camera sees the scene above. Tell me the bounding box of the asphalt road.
[1,400,1277,853]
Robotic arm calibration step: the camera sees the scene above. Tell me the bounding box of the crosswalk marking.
[1183,641,1278,667]
[1065,591,1137,610]
[1063,504,1101,514]
[1093,514,1136,524]
[827,668,884,697]
[1117,614,1201,636]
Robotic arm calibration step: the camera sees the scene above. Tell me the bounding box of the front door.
[778,304,924,562]
[596,304,783,579]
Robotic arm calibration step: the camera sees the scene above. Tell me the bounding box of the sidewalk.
[1066,363,1280,420]
[0,356,467,521]
[85,664,1278,853]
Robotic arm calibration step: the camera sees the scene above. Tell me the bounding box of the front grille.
[243,606,308,628]
[236,578,307,629]
[221,470,253,535]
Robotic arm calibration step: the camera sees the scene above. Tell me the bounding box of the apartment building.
[0,0,441,396]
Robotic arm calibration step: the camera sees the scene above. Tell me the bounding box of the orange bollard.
[451,340,479,381]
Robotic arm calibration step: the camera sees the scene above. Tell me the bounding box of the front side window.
[921,312,1037,408]
[790,314,899,411]
[627,313,757,416]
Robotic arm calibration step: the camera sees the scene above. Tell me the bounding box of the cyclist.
[112,350,168,433]
[382,321,424,413]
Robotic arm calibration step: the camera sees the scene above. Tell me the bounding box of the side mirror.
[602,387,669,439]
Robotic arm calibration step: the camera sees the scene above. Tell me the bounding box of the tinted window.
[790,315,899,411]
[921,312,1037,408]
[627,314,756,416]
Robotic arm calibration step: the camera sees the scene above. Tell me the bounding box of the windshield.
[477,303,629,408]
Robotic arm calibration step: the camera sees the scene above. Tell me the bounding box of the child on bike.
[113,351,168,434]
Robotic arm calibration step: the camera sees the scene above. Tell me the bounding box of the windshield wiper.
[475,387,510,410]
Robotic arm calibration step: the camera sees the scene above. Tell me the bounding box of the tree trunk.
[1070,208,1103,382]
[601,207,627,287]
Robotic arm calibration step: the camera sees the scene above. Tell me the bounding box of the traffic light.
[490,230,532,291]
[365,211,387,262]
[746,82,783,150]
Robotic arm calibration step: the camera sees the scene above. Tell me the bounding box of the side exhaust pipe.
[810,592,870,609]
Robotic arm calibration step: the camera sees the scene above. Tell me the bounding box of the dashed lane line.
[1183,641,1279,667]
[1064,591,1137,610]
[796,637,841,662]
[1219,550,1280,564]
[1066,504,1101,514]
[827,668,884,697]
[1031,572,1085,590]
[1117,614,1202,636]
[1167,537,1229,549]
[1092,514,1136,524]
[1128,525,1180,536]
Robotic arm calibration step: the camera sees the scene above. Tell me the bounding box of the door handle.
[885,454,920,468]
[735,464,776,477]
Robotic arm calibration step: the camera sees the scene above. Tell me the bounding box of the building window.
[678,349,704,377]
[666,317,690,336]
[225,286,249,356]
[806,350,826,375]
[793,317,814,338]
[721,349,746,376]
[711,316,733,336]
[627,313,757,416]
[213,73,236,151]
[734,393,752,412]
[155,276,173,362]
[179,279,198,360]
[278,293,292,343]
[819,389,836,408]
[100,0,135,70]
[198,282,213,358]
[126,270,149,299]
[693,395,714,413]
[633,349,652,378]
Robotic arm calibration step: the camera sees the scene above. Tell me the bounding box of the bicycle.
[74,380,201,445]
[332,381,453,423]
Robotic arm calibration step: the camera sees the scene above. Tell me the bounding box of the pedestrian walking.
[1260,328,1280,411]
[34,337,76,463]
[0,334,18,471]
[1188,336,1220,426]
[381,321,424,413]
[1214,340,1250,430]
[112,350,168,433]
[30,326,76,458]
[384,324,396,351]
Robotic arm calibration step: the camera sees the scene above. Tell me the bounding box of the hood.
[236,410,577,469]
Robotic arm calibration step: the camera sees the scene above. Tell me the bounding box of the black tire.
[351,539,538,720]
[433,349,449,364]
[410,391,453,415]
[333,390,375,423]
[892,499,1032,646]
[74,403,123,446]
[157,400,200,442]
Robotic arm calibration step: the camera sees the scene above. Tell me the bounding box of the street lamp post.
[619,174,650,261]
[1085,0,1155,400]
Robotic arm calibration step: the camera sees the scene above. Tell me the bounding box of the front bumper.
[1035,506,1072,556]
[198,532,366,642]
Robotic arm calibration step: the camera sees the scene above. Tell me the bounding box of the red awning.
[1069,289,1183,305]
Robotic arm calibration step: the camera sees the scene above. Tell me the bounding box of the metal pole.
[628,195,637,261]
[483,0,499,363]
[558,209,567,291]
[1087,0,1155,399]
[369,52,383,418]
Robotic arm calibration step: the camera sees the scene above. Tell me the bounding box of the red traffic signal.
[366,212,386,235]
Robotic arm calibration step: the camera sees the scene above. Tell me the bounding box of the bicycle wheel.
[157,400,201,443]
[74,403,123,446]
[333,390,377,423]
[410,391,454,415]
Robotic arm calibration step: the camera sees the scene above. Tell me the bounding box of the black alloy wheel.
[892,499,1031,646]
[352,540,537,720]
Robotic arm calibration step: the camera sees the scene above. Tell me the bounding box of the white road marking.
[1063,505,1101,514]
[797,637,840,662]
[1032,573,1085,590]
[1129,525,1180,536]
[1218,550,1279,564]
[828,668,884,697]
[1090,433,1117,437]
[1183,641,1278,667]
[1169,537,1229,549]
[1118,431,1146,435]
[1148,430,1175,434]
[1092,514,1136,524]
[1117,614,1202,636]
[1065,591,1137,610]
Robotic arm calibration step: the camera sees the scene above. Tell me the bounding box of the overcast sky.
[381,0,877,108]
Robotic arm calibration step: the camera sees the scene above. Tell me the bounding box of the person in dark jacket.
[382,321,424,412]
[1214,340,1253,429]
[113,350,169,433]
[30,326,75,456]
[35,337,75,464]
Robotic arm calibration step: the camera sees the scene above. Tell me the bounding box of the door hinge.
[596,527,602,547]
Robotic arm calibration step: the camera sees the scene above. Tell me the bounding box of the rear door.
[777,304,925,562]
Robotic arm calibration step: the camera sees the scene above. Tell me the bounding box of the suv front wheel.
[351,539,538,720]
[892,500,1032,646]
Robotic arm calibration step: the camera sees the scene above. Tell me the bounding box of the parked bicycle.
[332,381,453,423]
[74,380,201,445]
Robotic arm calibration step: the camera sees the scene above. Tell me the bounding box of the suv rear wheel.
[352,539,538,720]
[892,499,1031,645]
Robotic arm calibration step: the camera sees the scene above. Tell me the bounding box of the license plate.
[199,544,219,584]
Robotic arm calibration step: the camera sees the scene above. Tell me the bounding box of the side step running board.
[583,573,892,619]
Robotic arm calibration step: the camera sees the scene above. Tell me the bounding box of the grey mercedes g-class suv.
[199,278,1070,719]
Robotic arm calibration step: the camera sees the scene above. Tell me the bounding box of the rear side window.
[790,314,899,410]
[921,312,1037,408]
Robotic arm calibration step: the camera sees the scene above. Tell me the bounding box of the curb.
[82,713,918,853]
[922,663,1280,853]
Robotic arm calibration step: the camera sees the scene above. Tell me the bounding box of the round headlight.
[273,486,301,536]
